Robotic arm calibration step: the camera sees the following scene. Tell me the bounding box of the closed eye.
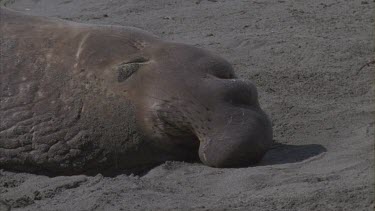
[116,57,149,82]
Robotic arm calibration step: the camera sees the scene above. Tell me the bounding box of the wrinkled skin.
[0,7,273,175]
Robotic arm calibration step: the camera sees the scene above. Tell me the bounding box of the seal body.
[0,7,273,175]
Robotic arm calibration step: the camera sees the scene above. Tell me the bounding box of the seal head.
[120,43,273,167]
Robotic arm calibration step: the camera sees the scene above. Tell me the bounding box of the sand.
[0,0,374,210]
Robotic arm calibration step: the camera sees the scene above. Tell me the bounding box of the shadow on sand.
[259,142,327,166]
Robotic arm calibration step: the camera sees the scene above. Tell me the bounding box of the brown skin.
[0,7,273,175]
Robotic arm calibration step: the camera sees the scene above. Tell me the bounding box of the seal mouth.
[152,101,272,168]
[138,102,201,162]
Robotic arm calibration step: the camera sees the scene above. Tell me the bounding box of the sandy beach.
[0,0,374,210]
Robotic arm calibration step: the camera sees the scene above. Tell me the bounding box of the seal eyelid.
[123,57,149,64]
[116,57,150,82]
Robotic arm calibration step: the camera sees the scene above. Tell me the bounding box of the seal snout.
[197,107,273,168]
[195,79,273,168]
[129,43,273,168]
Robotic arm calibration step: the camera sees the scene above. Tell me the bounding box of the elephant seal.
[0,7,273,175]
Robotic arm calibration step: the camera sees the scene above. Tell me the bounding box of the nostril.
[224,91,252,107]
[206,61,236,79]
[208,71,235,79]
[222,80,258,107]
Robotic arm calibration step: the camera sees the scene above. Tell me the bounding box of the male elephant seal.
[0,7,273,175]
